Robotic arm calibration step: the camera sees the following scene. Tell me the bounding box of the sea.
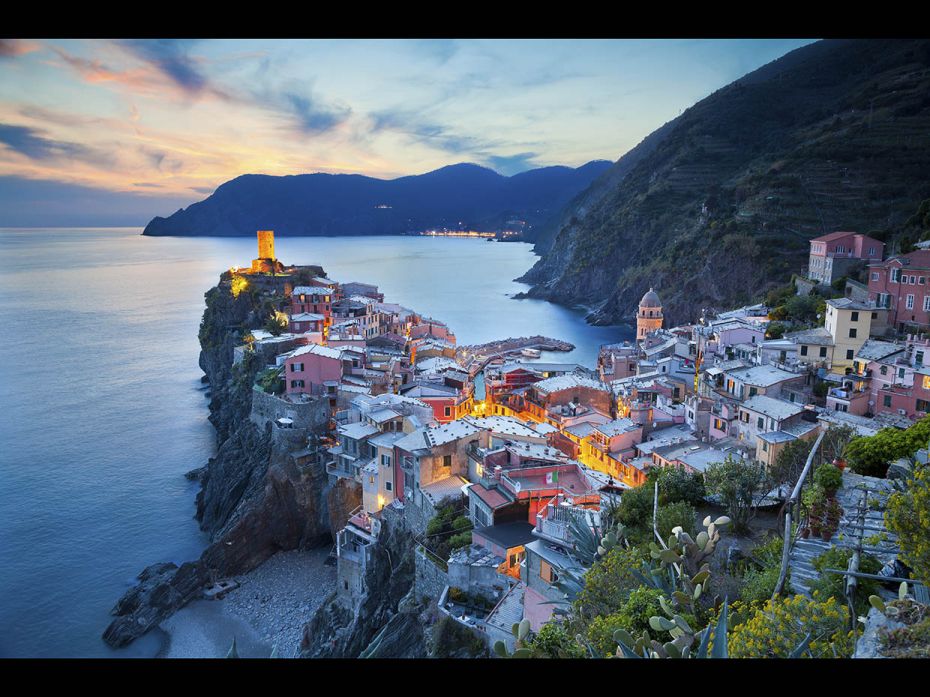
[0,228,633,657]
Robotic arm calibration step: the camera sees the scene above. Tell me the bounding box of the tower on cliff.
[636,288,663,340]
[250,230,280,273]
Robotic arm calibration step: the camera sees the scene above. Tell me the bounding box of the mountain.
[141,161,612,238]
[518,39,930,327]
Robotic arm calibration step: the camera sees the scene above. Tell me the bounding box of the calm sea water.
[0,228,632,658]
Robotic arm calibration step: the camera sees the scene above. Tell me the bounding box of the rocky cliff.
[520,39,930,327]
[103,272,334,648]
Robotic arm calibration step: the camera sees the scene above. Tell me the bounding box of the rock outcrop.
[103,270,335,649]
[299,509,425,658]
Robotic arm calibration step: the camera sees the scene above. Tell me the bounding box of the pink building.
[281,343,363,396]
[291,286,333,324]
[868,249,930,332]
[288,312,325,334]
[808,231,884,285]
[410,319,456,344]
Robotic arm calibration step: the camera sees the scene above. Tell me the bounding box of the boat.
[521,348,541,358]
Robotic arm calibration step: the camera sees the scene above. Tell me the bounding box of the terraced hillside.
[519,39,930,327]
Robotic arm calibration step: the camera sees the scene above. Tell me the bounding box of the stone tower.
[250,230,280,273]
[636,288,663,340]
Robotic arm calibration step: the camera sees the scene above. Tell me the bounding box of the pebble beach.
[159,547,336,658]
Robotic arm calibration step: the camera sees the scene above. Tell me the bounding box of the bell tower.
[636,288,663,340]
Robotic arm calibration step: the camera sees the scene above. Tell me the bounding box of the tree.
[704,455,769,535]
[845,416,930,477]
[886,464,930,586]
[766,321,787,339]
[585,587,664,656]
[571,545,648,625]
[654,467,706,507]
[525,622,586,659]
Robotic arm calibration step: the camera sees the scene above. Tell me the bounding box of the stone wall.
[414,546,449,603]
[250,387,329,432]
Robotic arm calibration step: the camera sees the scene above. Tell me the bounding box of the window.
[881,365,888,376]
[846,350,854,360]
[878,292,890,308]
[762,441,768,452]
[385,481,392,491]
[290,379,305,388]
[899,367,906,379]
[291,363,303,372]
[902,276,909,285]
[800,345,808,356]
[884,395,892,408]
[918,400,930,413]
[849,328,857,338]
[872,312,878,319]
[917,351,924,366]
[757,416,764,430]
[749,387,758,397]
[912,276,918,284]
[922,277,927,286]
[381,454,391,466]
[851,311,859,322]
[820,347,828,358]
[891,268,901,283]
[907,294,915,310]
[924,296,930,312]
[741,411,749,423]
[869,246,876,256]
[444,406,451,417]
[871,272,879,281]
[443,455,452,468]
[540,560,560,585]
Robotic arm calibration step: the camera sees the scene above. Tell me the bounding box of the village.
[229,229,930,657]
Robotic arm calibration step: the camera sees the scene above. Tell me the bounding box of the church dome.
[639,288,662,309]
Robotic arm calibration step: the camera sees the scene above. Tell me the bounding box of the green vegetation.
[728,593,855,658]
[844,415,930,477]
[255,366,284,395]
[704,455,768,534]
[585,587,664,656]
[813,462,843,495]
[886,464,930,586]
[431,614,489,658]
[739,535,786,604]
[614,467,705,544]
[423,503,473,564]
[808,547,882,615]
[524,622,586,659]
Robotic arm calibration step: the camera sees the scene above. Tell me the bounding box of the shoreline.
[158,547,336,658]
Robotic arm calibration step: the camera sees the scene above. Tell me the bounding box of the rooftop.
[420,475,469,507]
[593,418,640,437]
[474,522,536,549]
[468,483,512,510]
[740,394,805,421]
[291,286,333,296]
[338,421,380,441]
[532,373,608,395]
[785,326,834,346]
[856,339,905,362]
[726,363,800,387]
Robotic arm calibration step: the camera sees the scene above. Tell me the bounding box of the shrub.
[886,465,930,586]
[527,622,586,658]
[704,455,769,534]
[654,467,706,507]
[452,516,473,532]
[813,462,843,494]
[585,587,665,656]
[572,545,648,622]
[808,547,882,615]
[656,501,697,540]
[728,594,855,658]
[845,416,930,477]
[739,536,785,604]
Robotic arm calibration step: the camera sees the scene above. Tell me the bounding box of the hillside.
[519,39,930,327]
[142,161,611,238]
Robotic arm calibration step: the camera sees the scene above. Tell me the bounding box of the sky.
[0,38,816,226]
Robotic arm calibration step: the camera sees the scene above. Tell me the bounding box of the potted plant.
[820,499,843,541]
[814,463,843,499]
[803,484,826,537]
[832,457,847,472]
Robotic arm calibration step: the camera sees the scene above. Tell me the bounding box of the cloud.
[485,152,540,175]
[119,39,207,95]
[0,123,113,166]
[0,39,40,58]
[283,91,351,135]
[370,108,501,155]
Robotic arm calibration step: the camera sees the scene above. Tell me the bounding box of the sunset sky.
[0,38,816,226]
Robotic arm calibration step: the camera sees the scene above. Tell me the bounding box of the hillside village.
[226,229,930,658]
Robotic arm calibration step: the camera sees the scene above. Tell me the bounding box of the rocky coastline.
[102,271,338,651]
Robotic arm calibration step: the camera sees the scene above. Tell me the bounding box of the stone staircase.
[787,471,901,599]
[485,581,526,635]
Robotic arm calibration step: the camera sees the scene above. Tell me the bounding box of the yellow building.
[825,298,872,374]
